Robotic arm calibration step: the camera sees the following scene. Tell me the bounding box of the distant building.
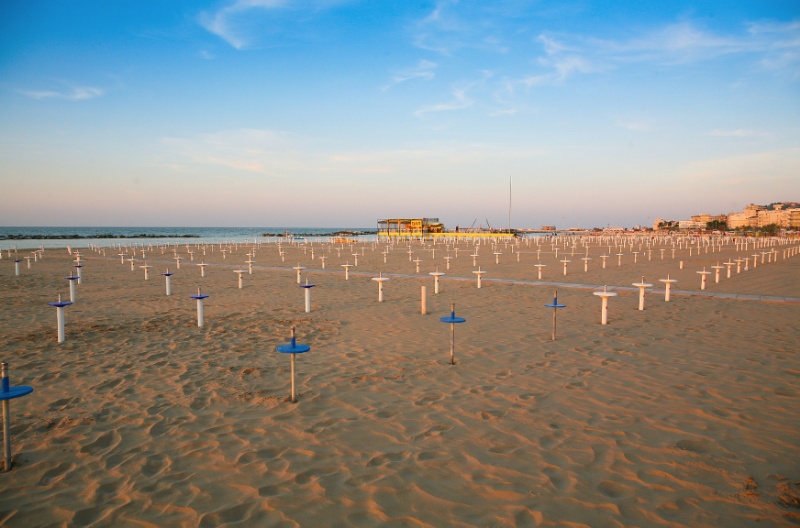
[727,207,759,229]
[757,209,786,228]
[678,220,705,230]
[691,213,727,225]
[540,225,556,231]
[788,209,800,229]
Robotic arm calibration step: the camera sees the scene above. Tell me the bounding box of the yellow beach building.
[377,218,515,240]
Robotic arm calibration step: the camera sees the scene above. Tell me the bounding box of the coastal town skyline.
[2,1,798,228]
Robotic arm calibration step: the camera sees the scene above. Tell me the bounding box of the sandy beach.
[1,235,799,527]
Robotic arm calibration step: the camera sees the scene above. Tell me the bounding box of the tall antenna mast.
[508,176,512,234]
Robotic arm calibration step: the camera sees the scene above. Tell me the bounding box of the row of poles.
[3,237,798,471]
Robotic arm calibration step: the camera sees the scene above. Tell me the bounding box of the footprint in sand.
[48,397,79,412]
[538,432,563,450]
[597,480,631,498]
[675,438,716,454]
[37,462,75,486]
[542,466,570,491]
[414,394,442,406]
[481,410,505,420]
[413,424,451,441]
[416,450,448,462]
[366,452,405,467]
[79,430,121,456]
[91,378,123,392]
[488,444,517,455]
[306,418,336,434]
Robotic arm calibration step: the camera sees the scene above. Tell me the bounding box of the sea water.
[0,226,376,250]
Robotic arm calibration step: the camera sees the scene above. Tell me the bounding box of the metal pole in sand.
[440,303,466,365]
[198,261,208,278]
[48,294,72,343]
[162,269,174,296]
[421,286,427,315]
[430,268,445,294]
[544,290,566,340]
[711,264,724,284]
[341,263,352,280]
[190,288,209,327]
[473,267,486,288]
[234,269,246,289]
[276,326,311,403]
[140,262,152,280]
[724,261,734,279]
[534,263,545,280]
[300,279,316,313]
[593,286,617,325]
[659,275,677,302]
[372,272,389,302]
[1,363,33,471]
[293,264,305,284]
[65,271,79,303]
[632,277,653,310]
[697,268,711,290]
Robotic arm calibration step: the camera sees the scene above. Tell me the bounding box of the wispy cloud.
[709,128,763,138]
[198,0,355,50]
[18,86,104,101]
[414,86,473,116]
[411,0,509,56]
[408,0,800,100]
[521,52,595,87]
[198,0,283,50]
[160,127,542,180]
[384,60,437,89]
[161,128,305,176]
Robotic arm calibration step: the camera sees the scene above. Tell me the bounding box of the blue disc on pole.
[440,312,466,324]
[161,272,174,277]
[0,386,33,401]
[48,300,73,308]
[190,294,209,300]
[276,337,310,354]
[544,294,566,309]
[299,284,316,289]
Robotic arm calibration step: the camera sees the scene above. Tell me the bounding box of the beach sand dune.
[1,238,798,527]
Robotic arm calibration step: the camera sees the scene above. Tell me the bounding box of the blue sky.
[1,1,798,228]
